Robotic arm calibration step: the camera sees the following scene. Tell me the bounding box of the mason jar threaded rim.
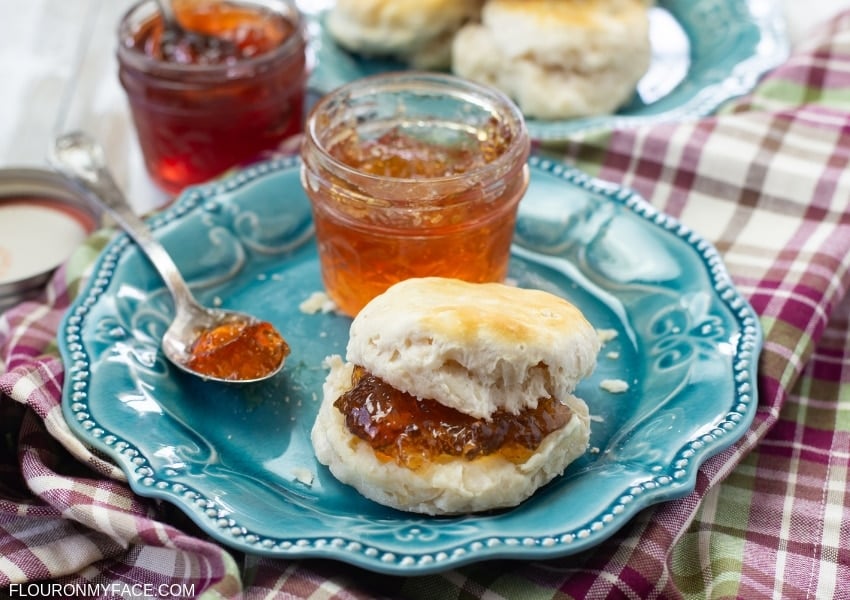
[301,71,531,195]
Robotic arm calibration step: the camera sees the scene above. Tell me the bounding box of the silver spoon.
[49,131,289,383]
[154,0,179,28]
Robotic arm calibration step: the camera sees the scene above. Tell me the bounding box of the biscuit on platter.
[452,0,652,119]
[311,277,599,515]
[327,0,484,69]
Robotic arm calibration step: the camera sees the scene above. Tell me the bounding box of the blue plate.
[305,0,789,141]
[59,156,762,574]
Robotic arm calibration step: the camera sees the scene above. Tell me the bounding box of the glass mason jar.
[300,72,531,317]
[117,0,307,194]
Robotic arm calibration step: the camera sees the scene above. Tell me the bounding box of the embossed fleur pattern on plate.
[649,293,728,371]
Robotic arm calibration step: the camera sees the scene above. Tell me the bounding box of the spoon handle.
[49,131,199,313]
[155,0,178,27]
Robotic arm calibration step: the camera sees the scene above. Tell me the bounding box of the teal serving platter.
[59,156,762,574]
[305,0,789,140]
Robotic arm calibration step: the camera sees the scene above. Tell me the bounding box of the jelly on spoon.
[49,131,289,383]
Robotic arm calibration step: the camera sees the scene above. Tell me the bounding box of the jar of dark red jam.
[300,72,531,317]
[117,0,307,194]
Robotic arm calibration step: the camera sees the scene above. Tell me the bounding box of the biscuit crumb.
[292,467,314,486]
[299,291,339,314]
[597,328,618,344]
[600,379,629,394]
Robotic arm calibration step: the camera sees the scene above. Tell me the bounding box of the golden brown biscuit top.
[346,277,600,418]
[414,279,591,346]
[486,0,648,27]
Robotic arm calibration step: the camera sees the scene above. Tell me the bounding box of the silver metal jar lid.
[0,167,101,312]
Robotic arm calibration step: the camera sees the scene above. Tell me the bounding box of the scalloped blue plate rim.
[59,155,763,574]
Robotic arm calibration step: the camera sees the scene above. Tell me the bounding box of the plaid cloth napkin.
[3,11,850,600]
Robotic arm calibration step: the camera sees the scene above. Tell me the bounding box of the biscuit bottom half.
[311,356,591,516]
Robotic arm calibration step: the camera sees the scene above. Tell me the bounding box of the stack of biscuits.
[326,0,653,119]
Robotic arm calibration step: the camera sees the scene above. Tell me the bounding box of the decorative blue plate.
[59,156,762,574]
[304,0,789,141]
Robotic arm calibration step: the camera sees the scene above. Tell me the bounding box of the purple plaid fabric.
[2,10,850,600]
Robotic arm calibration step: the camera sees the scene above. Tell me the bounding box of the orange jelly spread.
[335,366,573,470]
[332,122,511,178]
[310,124,525,317]
[186,320,289,381]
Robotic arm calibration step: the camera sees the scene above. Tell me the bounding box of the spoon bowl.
[49,131,289,383]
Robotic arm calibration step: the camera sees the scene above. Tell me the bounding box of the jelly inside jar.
[331,120,513,177]
[139,1,294,65]
[186,319,290,381]
[310,122,527,317]
[334,366,574,470]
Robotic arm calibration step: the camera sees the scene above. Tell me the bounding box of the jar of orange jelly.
[117,0,307,194]
[300,73,531,317]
